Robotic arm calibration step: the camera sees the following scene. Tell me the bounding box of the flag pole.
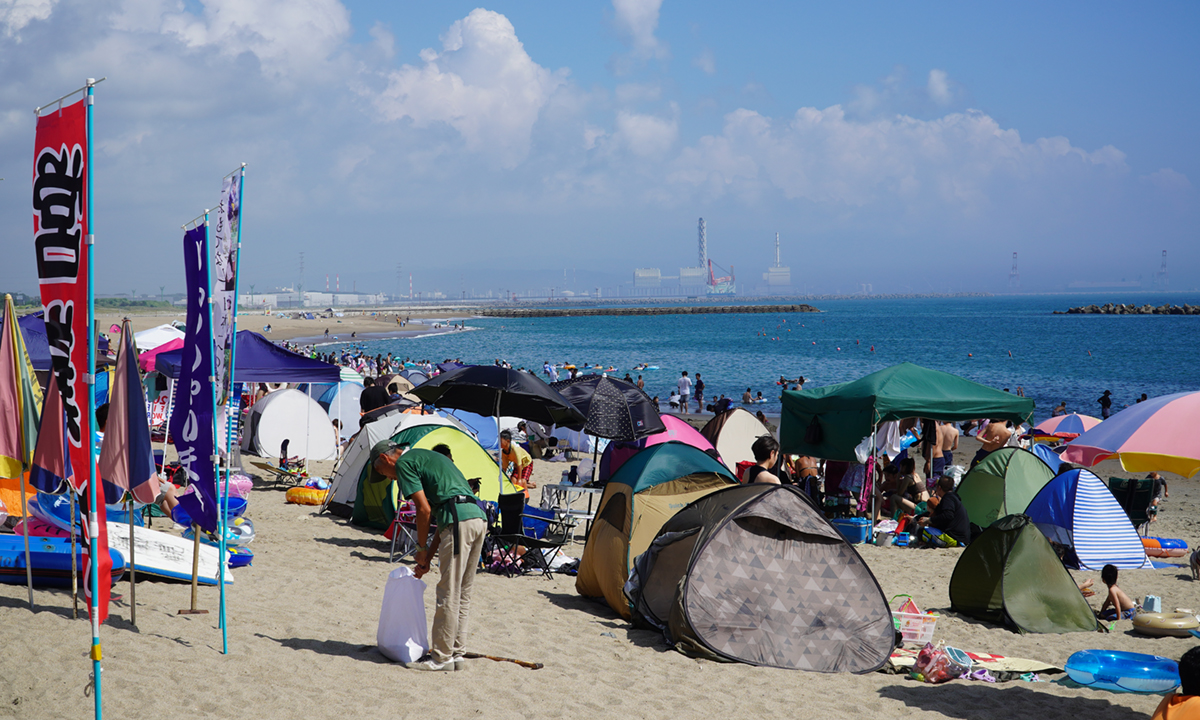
[84,76,104,720]
[218,163,246,652]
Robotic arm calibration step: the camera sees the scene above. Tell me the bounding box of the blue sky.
[1,0,1197,297]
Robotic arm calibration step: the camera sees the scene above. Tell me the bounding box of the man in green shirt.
[372,441,487,672]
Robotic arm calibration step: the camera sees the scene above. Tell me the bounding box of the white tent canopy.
[134,324,185,352]
[705,408,772,469]
[242,388,338,461]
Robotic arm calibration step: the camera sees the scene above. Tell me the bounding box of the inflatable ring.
[1143,536,1188,550]
[1065,649,1179,693]
[1146,547,1188,558]
[286,486,328,506]
[1132,612,1200,638]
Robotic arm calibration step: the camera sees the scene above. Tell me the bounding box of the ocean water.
[332,294,1200,424]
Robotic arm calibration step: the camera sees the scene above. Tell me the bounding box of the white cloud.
[1,0,56,38]
[614,108,677,157]
[374,9,570,168]
[609,0,667,74]
[668,105,1131,213]
[1142,167,1192,192]
[692,47,715,75]
[158,0,352,77]
[927,69,951,104]
[614,82,661,105]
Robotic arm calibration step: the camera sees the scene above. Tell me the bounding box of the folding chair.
[1106,477,1156,535]
[386,500,425,563]
[491,493,569,579]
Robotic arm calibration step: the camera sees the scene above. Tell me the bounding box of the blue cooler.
[830,518,871,544]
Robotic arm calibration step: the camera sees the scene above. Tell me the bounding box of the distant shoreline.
[477,304,819,319]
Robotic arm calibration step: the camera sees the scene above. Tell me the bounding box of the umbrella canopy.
[1061,392,1200,477]
[550,374,666,441]
[410,365,585,427]
[0,295,44,479]
[1033,413,1101,439]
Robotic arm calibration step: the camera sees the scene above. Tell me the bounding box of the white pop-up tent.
[242,388,339,461]
[318,381,365,442]
[699,408,773,469]
[133,324,185,352]
[325,412,464,513]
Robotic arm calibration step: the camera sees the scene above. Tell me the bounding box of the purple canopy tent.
[154,330,340,382]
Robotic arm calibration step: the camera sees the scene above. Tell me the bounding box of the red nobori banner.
[33,98,90,494]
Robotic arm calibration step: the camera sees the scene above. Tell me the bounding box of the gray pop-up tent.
[627,484,894,672]
[779,362,1035,461]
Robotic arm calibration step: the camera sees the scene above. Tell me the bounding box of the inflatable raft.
[1142,537,1188,558]
[1065,649,1179,693]
[1133,612,1200,638]
[0,536,126,588]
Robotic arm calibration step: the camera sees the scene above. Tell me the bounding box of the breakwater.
[1054,303,1200,315]
[477,304,819,319]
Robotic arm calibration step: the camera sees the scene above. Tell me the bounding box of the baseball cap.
[371,439,402,457]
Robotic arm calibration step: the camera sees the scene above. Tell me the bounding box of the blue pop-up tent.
[1024,468,1152,570]
[155,330,340,383]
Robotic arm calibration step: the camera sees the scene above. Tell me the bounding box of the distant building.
[634,268,662,287]
[679,267,706,287]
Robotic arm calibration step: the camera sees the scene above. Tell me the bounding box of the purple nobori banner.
[172,225,219,534]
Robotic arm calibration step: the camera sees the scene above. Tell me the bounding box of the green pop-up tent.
[779,363,1035,461]
[950,514,1101,634]
[956,447,1056,529]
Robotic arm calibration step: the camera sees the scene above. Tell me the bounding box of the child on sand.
[1098,564,1139,620]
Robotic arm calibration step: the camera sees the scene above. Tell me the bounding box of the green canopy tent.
[949,514,1101,634]
[956,447,1056,530]
[779,363,1035,462]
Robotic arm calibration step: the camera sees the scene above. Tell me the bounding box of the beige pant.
[430,517,487,664]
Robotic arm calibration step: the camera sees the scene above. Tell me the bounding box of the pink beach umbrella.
[1032,413,1102,439]
[1061,392,1200,477]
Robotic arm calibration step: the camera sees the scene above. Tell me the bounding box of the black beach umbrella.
[411,365,586,427]
[411,365,586,491]
[550,375,666,442]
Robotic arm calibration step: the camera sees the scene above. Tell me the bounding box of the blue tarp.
[155,330,340,383]
[1,311,107,373]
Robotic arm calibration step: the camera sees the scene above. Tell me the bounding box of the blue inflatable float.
[1065,650,1179,694]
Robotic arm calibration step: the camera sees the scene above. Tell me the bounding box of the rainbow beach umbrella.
[1032,413,1102,439]
[1062,392,1200,477]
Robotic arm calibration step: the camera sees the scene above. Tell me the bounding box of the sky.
[0,0,1197,297]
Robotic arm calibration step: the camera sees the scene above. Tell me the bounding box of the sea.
[325,293,1200,424]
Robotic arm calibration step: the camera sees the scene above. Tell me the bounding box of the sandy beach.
[94,308,475,346]
[0,430,1194,719]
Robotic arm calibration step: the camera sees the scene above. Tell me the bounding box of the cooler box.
[830,518,871,544]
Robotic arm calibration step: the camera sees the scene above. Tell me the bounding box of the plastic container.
[894,611,939,645]
[875,532,895,547]
[830,517,871,544]
[1064,650,1179,694]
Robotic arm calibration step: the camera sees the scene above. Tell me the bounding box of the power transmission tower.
[1155,250,1169,289]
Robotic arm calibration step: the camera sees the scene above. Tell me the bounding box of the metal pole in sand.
[126,496,136,627]
[70,491,78,618]
[18,472,33,609]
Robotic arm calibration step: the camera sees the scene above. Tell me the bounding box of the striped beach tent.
[1024,468,1152,570]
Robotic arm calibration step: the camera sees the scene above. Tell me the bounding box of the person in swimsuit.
[1098,564,1138,620]
[744,436,781,485]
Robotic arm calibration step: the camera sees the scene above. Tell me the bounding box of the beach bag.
[377,566,429,663]
[913,641,971,683]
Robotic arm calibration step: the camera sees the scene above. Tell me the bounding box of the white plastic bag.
[854,435,873,464]
[377,566,429,663]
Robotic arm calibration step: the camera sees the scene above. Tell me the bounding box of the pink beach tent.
[1062,391,1200,477]
[600,415,723,481]
[138,337,184,372]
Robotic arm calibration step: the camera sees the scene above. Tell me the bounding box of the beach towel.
[883,646,1061,681]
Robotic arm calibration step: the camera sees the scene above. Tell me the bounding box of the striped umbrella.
[1033,413,1102,439]
[1062,392,1200,477]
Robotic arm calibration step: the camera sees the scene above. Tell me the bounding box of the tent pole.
[18,471,33,609]
[126,496,136,627]
[868,426,878,544]
[495,394,504,494]
[162,378,175,482]
[70,491,78,618]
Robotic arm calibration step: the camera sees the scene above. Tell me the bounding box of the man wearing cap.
[372,440,487,672]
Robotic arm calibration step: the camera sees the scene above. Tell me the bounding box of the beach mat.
[883,646,1062,682]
